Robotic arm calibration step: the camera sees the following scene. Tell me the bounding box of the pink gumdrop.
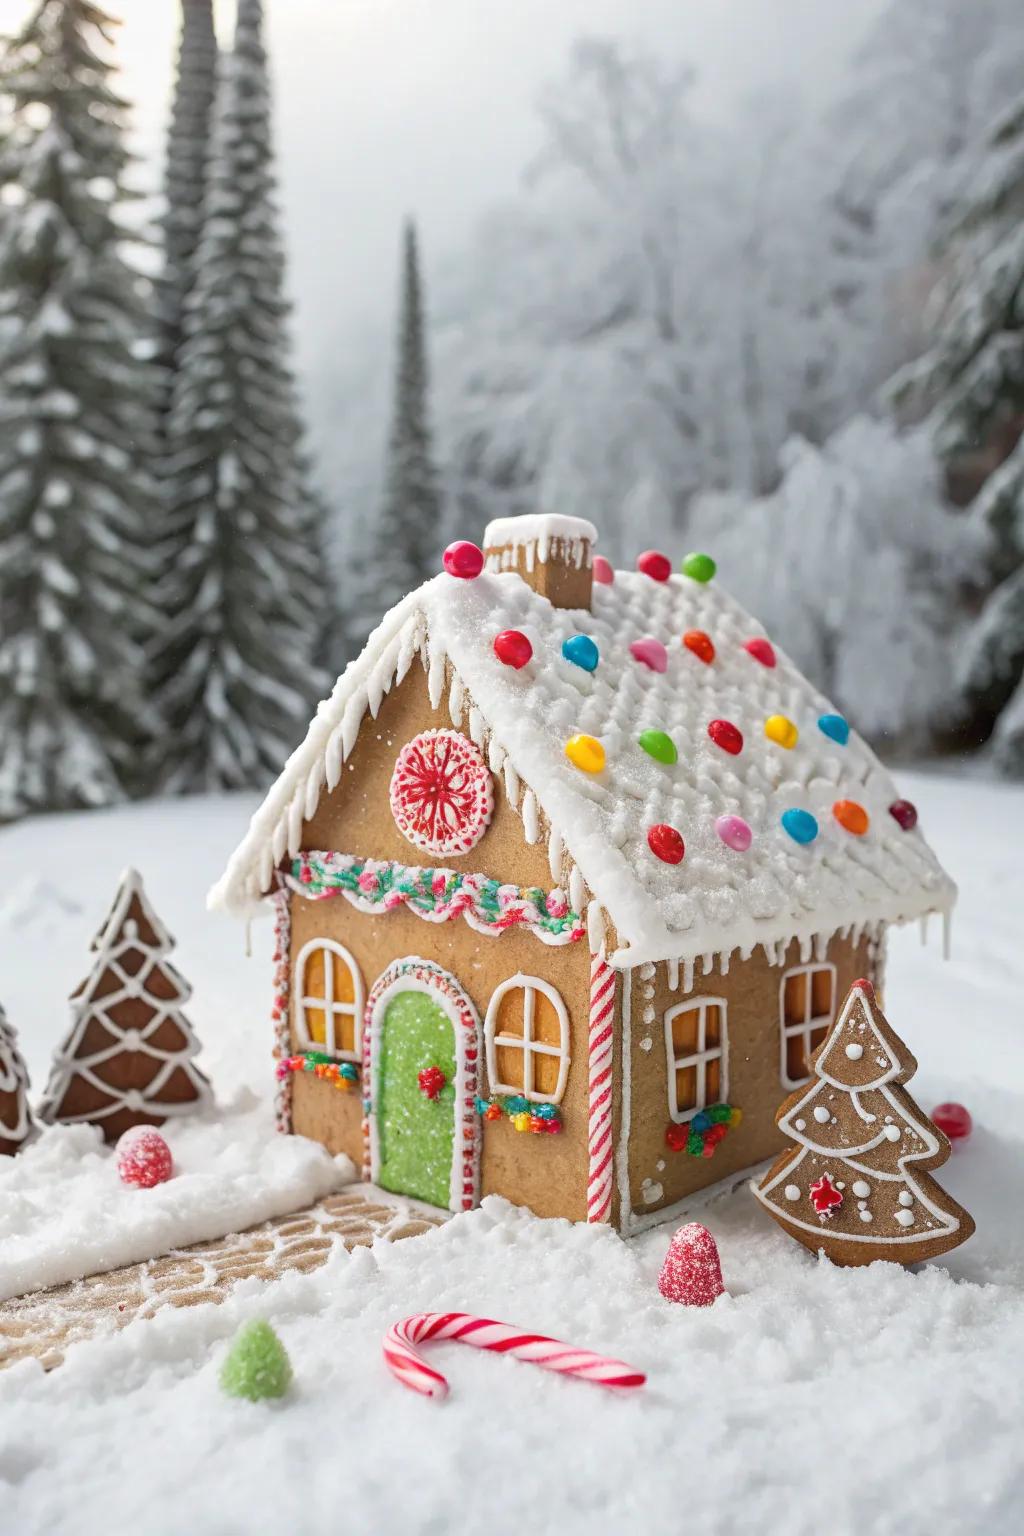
[593,555,614,585]
[443,541,484,580]
[715,813,752,852]
[116,1127,173,1189]
[629,637,669,673]
[932,1102,972,1142]
[658,1222,725,1306]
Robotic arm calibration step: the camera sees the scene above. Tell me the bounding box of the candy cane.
[383,1312,645,1401]
[587,953,616,1223]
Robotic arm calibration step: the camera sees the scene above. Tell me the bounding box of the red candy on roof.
[744,637,776,668]
[708,719,743,755]
[636,550,671,582]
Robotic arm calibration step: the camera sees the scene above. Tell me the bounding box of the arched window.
[485,975,570,1104]
[779,963,836,1087]
[294,938,364,1061]
[664,997,728,1122]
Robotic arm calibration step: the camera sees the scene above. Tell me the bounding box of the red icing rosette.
[389,730,494,856]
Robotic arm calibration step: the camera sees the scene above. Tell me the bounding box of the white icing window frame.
[665,997,729,1124]
[485,974,570,1105]
[294,937,364,1062]
[779,962,837,1089]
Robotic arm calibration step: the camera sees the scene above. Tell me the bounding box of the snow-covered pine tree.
[0,0,159,820]
[153,0,326,791]
[347,219,442,649]
[888,94,1024,772]
[156,0,217,411]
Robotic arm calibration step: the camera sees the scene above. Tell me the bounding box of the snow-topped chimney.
[483,514,597,611]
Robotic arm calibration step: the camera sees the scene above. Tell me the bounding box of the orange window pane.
[534,1052,560,1097]
[675,1065,697,1114]
[532,992,563,1047]
[810,969,833,1018]
[783,973,807,1023]
[331,952,356,1006]
[809,1025,828,1057]
[335,1013,356,1055]
[305,1006,327,1046]
[494,990,525,1038]
[495,1042,525,1091]
[706,1056,721,1102]
[305,947,326,1000]
[786,1031,811,1083]
[704,1006,721,1049]
[671,1007,700,1055]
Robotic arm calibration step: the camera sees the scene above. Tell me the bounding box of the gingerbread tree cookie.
[754,979,974,1266]
[0,1003,38,1156]
[39,870,212,1143]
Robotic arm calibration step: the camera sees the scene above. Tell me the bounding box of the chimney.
[482,514,597,611]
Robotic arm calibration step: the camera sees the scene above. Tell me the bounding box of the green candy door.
[377,989,457,1209]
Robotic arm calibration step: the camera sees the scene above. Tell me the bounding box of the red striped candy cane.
[587,953,616,1223]
[383,1312,645,1401]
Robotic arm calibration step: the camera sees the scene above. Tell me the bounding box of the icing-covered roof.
[209,562,955,967]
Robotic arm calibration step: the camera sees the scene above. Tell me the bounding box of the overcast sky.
[0,0,884,456]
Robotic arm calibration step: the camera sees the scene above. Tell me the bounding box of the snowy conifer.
[348,220,442,648]
[156,0,217,404]
[0,0,159,820]
[889,95,1024,772]
[153,0,326,790]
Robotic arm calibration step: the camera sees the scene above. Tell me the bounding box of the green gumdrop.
[681,551,716,583]
[638,729,677,765]
[220,1320,293,1402]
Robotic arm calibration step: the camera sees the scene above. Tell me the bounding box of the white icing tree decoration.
[754,979,974,1266]
[0,1003,37,1156]
[39,870,212,1143]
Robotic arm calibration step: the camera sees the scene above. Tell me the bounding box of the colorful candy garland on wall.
[475,1094,563,1134]
[665,1103,742,1158]
[276,1052,359,1090]
[289,853,585,945]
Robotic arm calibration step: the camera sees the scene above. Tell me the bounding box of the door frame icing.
[362,956,481,1212]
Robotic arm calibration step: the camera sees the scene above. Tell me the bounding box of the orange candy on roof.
[683,630,715,664]
[833,799,869,835]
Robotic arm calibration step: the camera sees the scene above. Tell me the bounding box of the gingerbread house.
[210,514,955,1235]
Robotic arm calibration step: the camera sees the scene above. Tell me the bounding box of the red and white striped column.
[587,953,616,1223]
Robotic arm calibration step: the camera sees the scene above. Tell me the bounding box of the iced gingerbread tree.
[754,979,974,1266]
[0,1003,37,1156]
[39,870,212,1143]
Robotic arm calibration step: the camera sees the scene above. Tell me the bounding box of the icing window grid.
[294,938,364,1061]
[779,963,837,1088]
[485,975,570,1104]
[665,998,728,1123]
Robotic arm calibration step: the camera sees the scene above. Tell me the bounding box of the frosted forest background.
[1,0,1023,823]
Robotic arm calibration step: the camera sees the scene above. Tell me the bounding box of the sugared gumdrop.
[932,1102,972,1142]
[220,1320,293,1402]
[658,1222,725,1306]
[116,1126,173,1189]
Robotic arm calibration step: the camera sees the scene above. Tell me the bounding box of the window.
[779,963,836,1086]
[485,975,570,1104]
[294,938,364,1060]
[665,998,728,1122]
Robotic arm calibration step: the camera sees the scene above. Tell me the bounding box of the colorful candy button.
[593,556,614,585]
[443,540,484,579]
[681,552,716,583]
[636,550,672,582]
[708,719,742,755]
[781,808,818,844]
[648,823,685,864]
[764,714,798,750]
[744,637,776,668]
[630,637,668,672]
[565,735,605,773]
[562,634,599,672]
[818,713,849,746]
[833,799,869,835]
[683,629,715,664]
[638,729,677,765]
[715,814,752,852]
[493,630,532,669]
[889,798,918,831]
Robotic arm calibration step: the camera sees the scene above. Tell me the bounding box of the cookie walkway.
[0,1187,442,1372]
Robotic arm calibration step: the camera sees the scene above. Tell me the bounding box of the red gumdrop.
[665,1123,689,1151]
[889,798,918,831]
[593,555,614,585]
[637,550,672,582]
[116,1127,173,1189]
[708,718,743,755]
[658,1222,725,1307]
[493,629,533,669]
[744,637,776,668]
[443,540,484,579]
[932,1102,972,1141]
[648,823,685,864]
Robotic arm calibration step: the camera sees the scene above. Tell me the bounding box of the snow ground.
[0,771,1022,1536]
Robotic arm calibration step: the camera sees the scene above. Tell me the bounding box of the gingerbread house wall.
[288,658,594,1221]
[619,931,882,1232]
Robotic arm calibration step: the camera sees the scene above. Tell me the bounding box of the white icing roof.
[210,563,955,967]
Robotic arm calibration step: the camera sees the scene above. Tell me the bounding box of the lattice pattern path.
[0,1188,442,1372]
